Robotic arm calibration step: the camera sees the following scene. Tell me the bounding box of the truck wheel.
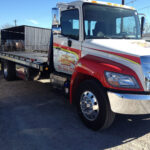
[76,80,115,131]
[3,61,16,81]
[24,68,40,81]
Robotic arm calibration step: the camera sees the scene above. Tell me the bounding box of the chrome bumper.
[107,92,150,115]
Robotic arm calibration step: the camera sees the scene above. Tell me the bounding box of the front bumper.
[107,92,150,115]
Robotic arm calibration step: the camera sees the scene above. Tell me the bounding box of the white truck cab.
[53,0,145,75]
[51,0,150,130]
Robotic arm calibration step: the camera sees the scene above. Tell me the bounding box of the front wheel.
[76,80,115,131]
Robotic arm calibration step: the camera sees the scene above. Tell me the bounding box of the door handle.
[56,47,61,50]
[68,39,72,47]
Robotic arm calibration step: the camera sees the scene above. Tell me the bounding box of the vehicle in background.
[0,25,51,52]
[143,33,150,42]
[0,0,150,130]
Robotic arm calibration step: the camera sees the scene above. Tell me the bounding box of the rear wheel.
[76,80,115,131]
[3,61,16,81]
[24,68,40,81]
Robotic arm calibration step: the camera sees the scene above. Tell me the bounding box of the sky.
[0,0,150,29]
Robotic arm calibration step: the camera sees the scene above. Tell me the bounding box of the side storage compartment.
[2,61,16,81]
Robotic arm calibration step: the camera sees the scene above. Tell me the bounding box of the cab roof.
[57,0,135,10]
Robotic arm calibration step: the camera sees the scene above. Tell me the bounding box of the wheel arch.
[70,72,104,104]
[70,54,144,104]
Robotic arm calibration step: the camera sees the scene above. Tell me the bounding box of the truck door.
[53,8,81,75]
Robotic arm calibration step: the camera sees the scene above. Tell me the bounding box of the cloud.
[27,19,39,25]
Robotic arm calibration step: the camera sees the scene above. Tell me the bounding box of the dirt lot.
[0,69,150,150]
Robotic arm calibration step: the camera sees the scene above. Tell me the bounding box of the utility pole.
[14,20,17,26]
[122,0,125,5]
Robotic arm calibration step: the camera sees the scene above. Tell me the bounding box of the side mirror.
[141,16,145,37]
[52,8,61,34]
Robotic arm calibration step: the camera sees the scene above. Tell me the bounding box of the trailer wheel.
[3,61,16,81]
[76,80,115,131]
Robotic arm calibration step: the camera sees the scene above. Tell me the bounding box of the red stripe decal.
[54,43,81,57]
[84,46,141,64]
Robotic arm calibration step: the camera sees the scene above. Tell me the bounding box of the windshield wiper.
[99,36,112,39]
[122,37,136,39]
[110,36,137,39]
[86,36,112,39]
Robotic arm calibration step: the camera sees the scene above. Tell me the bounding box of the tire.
[3,61,16,81]
[24,68,40,81]
[76,80,115,131]
[24,68,33,81]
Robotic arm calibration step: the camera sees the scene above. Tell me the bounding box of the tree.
[1,23,13,29]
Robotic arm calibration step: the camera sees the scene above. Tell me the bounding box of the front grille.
[141,56,150,91]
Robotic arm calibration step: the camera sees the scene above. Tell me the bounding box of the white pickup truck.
[0,0,150,130]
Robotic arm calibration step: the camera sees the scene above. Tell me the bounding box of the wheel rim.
[3,64,8,77]
[80,91,99,121]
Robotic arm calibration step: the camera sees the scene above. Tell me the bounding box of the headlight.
[105,72,139,89]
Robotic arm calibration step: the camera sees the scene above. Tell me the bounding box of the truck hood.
[83,39,150,57]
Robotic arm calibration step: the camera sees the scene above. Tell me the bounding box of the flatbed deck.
[0,51,48,70]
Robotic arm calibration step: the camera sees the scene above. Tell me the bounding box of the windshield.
[83,4,141,39]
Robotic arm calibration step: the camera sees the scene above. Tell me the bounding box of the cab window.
[61,9,79,40]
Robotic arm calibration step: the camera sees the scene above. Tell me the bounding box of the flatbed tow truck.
[0,0,150,130]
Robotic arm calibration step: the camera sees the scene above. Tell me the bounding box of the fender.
[70,55,144,103]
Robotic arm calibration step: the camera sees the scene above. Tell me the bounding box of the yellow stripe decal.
[54,46,79,59]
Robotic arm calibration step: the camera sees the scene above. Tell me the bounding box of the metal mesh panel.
[25,26,51,52]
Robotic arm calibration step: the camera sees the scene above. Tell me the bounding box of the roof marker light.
[92,1,97,3]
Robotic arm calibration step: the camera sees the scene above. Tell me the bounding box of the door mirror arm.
[141,16,145,37]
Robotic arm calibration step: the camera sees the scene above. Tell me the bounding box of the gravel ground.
[0,69,150,150]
